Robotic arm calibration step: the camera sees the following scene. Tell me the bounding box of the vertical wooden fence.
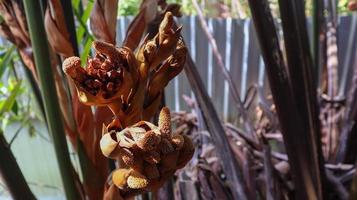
[116,15,357,122]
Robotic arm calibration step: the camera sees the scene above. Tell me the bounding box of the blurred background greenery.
[115,0,352,17]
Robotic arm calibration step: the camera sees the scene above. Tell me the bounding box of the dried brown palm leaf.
[44,0,74,57]
[0,0,29,47]
[123,0,182,52]
[90,0,118,44]
[123,0,158,50]
[0,0,37,80]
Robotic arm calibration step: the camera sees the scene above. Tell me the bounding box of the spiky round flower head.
[100,107,194,195]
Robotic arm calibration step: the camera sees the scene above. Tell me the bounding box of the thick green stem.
[0,132,36,200]
[23,1,81,200]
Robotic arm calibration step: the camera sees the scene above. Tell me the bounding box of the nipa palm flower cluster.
[101,108,194,196]
[62,12,194,198]
[63,12,186,127]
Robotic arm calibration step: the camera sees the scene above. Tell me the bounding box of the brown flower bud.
[158,107,171,137]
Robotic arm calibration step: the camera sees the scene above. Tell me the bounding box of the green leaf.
[0,45,16,78]
[75,2,93,41]
[80,37,93,64]
[0,81,22,116]
[11,100,18,115]
[72,0,81,10]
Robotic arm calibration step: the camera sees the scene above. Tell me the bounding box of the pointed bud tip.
[159,107,171,137]
[164,11,173,19]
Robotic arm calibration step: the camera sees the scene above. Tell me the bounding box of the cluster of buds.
[101,108,194,197]
[62,11,194,197]
[63,12,186,127]
[62,42,137,107]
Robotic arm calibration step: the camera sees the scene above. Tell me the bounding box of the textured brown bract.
[101,108,194,197]
[44,0,74,57]
[90,0,118,44]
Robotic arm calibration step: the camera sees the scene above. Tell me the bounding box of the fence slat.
[211,18,227,119]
